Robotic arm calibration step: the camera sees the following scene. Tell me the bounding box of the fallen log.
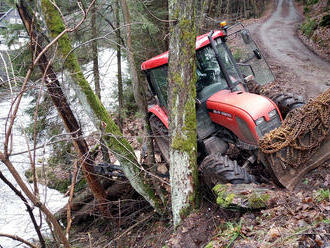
[213,183,275,210]
[55,179,134,222]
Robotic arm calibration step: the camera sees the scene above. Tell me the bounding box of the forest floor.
[66,0,329,247]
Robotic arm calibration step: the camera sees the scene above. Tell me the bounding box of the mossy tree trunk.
[40,0,162,213]
[168,0,199,227]
[91,1,101,100]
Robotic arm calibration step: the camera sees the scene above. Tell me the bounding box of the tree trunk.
[40,0,162,213]
[119,0,157,168]
[91,1,111,163]
[91,2,101,99]
[115,0,123,132]
[168,0,199,227]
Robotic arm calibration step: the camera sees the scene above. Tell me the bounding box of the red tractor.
[141,23,304,186]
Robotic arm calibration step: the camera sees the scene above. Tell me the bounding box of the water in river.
[0,92,67,247]
[0,48,126,247]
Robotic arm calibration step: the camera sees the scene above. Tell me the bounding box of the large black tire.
[267,92,305,118]
[149,114,170,164]
[200,153,256,188]
[246,80,305,118]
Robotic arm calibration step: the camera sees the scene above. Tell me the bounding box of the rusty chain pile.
[259,88,330,168]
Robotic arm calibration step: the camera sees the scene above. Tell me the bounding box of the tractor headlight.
[255,117,265,126]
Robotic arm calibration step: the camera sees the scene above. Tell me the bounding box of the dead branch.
[0,151,70,247]
[0,233,38,248]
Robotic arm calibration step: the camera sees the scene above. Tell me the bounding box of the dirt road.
[250,0,330,99]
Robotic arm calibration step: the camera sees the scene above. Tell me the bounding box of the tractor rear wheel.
[200,153,256,188]
[149,114,170,163]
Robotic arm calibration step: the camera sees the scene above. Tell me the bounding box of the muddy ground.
[250,0,329,100]
[68,1,329,247]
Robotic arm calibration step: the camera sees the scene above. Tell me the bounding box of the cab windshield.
[196,38,241,94]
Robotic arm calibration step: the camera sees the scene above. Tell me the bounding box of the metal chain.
[259,88,330,168]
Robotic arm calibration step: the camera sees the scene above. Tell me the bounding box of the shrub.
[320,14,330,27]
[301,19,318,37]
[307,0,319,5]
[304,6,310,14]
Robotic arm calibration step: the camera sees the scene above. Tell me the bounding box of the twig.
[107,213,154,247]
[0,233,38,248]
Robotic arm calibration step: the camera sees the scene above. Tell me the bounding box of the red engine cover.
[207,90,280,144]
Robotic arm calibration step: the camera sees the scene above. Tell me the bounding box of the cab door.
[226,24,275,86]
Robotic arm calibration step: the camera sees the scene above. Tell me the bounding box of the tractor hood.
[206,90,281,144]
[207,90,276,121]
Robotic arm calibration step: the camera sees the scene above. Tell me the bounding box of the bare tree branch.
[0,233,38,248]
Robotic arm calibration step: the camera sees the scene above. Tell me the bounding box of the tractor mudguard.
[148,105,168,129]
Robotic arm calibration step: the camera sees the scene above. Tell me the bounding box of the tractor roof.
[141,30,225,71]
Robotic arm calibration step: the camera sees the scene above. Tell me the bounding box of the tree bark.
[40,0,162,213]
[115,0,123,132]
[119,0,157,168]
[168,0,199,227]
[91,1,101,99]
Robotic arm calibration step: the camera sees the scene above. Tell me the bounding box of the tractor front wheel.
[200,153,256,188]
[246,80,305,118]
[267,93,305,118]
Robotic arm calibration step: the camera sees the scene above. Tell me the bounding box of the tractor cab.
[142,23,274,107]
[142,23,281,147]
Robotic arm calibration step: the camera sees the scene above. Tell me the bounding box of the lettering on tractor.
[141,22,311,189]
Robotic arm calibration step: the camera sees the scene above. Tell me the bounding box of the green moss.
[213,184,235,208]
[204,241,214,248]
[247,193,270,209]
[314,189,330,202]
[179,205,193,220]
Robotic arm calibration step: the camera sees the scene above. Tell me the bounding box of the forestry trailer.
[141,22,330,189]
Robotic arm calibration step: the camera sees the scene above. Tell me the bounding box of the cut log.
[213,183,275,210]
